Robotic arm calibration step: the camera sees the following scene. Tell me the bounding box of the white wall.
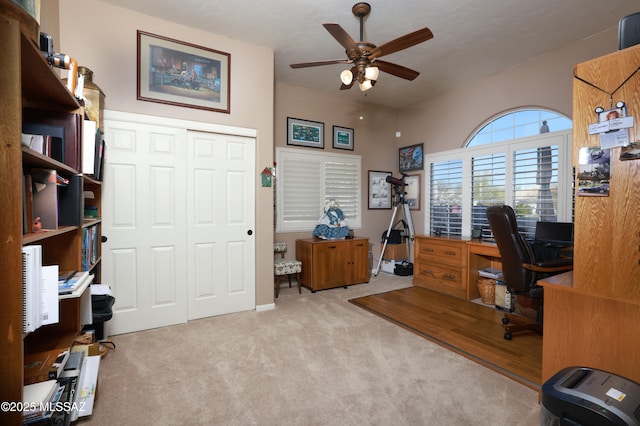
[52,0,275,306]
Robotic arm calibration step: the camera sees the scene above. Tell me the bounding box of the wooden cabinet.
[413,236,470,300]
[0,12,103,420]
[296,237,370,292]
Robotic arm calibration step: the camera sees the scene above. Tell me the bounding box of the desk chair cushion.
[274,242,287,254]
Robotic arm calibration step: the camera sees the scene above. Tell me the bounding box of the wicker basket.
[477,278,496,305]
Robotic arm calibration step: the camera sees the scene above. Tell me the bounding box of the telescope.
[385,174,407,187]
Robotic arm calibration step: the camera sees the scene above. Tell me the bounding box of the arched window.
[427,108,573,238]
[467,109,572,147]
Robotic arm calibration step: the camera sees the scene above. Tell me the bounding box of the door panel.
[187,131,256,319]
[102,122,188,335]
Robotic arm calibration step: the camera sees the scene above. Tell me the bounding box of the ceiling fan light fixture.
[364,66,379,81]
[340,69,354,85]
[359,79,375,91]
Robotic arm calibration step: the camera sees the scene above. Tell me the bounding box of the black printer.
[541,367,640,426]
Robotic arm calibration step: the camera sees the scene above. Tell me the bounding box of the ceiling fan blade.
[368,28,434,60]
[375,60,420,81]
[290,59,351,69]
[323,23,361,56]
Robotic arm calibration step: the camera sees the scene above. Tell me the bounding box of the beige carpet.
[80,274,541,426]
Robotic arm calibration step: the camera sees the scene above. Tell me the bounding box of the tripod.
[374,184,415,276]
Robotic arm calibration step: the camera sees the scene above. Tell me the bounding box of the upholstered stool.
[274,242,302,298]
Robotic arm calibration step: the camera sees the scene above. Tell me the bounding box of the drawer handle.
[356,243,364,247]
[443,273,457,281]
[328,245,337,249]
[424,248,434,253]
[444,250,456,256]
[423,269,434,275]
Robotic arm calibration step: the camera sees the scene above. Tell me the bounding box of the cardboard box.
[380,243,407,260]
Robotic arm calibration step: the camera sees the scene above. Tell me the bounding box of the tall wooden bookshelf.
[1,9,103,424]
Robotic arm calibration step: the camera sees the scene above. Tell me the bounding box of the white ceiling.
[99,0,639,109]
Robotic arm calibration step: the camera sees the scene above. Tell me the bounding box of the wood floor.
[349,286,542,390]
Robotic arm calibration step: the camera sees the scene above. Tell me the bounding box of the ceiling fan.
[290,2,434,91]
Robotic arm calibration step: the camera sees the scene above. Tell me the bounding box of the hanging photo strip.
[577,147,610,197]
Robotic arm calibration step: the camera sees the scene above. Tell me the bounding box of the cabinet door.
[314,242,349,290]
[349,239,370,284]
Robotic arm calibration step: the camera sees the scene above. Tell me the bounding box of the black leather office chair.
[486,205,573,340]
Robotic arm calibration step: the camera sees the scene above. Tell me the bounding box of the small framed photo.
[333,125,354,150]
[404,174,421,210]
[287,117,324,149]
[137,30,230,114]
[368,170,392,209]
[399,143,424,172]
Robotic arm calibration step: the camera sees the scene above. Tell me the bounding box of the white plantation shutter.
[471,152,506,236]
[512,144,560,237]
[429,159,463,236]
[276,148,361,232]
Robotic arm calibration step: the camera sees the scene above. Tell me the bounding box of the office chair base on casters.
[503,315,543,340]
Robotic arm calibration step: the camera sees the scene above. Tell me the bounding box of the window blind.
[471,153,506,236]
[429,159,463,236]
[276,148,361,232]
[512,145,559,237]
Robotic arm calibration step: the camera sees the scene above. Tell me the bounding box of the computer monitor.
[534,221,574,246]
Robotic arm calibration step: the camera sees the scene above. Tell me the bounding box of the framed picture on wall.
[333,125,354,150]
[137,30,231,114]
[399,143,424,172]
[404,174,421,210]
[287,117,324,149]
[368,170,392,209]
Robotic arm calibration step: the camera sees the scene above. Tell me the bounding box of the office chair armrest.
[523,257,573,273]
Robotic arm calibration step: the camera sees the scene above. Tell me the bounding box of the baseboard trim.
[256,303,275,312]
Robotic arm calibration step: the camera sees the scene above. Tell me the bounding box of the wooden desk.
[467,240,501,302]
[539,273,640,384]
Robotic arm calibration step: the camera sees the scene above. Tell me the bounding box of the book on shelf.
[40,264,59,326]
[478,267,503,279]
[82,225,100,271]
[48,349,70,380]
[22,245,42,333]
[58,271,91,295]
[59,351,85,379]
[23,380,64,425]
[46,375,78,425]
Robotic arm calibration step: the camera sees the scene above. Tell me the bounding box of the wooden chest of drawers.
[414,236,469,300]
